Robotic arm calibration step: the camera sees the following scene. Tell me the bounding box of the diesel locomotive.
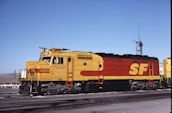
[19,48,161,95]
[161,58,171,88]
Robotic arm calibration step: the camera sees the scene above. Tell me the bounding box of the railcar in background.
[161,58,171,88]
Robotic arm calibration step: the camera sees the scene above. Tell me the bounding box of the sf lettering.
[129,63,149,75]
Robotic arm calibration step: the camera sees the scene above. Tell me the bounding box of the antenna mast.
[134,24,143,55]
[39,47,47,51]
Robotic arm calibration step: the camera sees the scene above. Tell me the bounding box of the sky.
[0,0,171,73]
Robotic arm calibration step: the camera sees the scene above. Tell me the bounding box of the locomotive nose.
[26,61,50,74]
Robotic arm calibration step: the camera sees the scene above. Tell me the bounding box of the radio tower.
[133,24,143,55]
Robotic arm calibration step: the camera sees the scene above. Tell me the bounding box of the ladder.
[148,63,154,87]
[98,63,104,89]
[28,69,39,95]
[66,57,74,90]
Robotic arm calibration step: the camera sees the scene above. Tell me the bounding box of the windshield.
[42,57,51,63]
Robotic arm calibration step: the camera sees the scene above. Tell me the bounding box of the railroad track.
[0,89,170,113]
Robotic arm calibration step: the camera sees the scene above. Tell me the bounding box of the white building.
[0,78,20,88]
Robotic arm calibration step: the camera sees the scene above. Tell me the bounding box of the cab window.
[42,57,51,63]
[68,58,71,62]
[58,57,63,64]
[52,57,56,64]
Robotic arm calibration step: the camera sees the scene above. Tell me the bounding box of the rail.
[0,89,170,112]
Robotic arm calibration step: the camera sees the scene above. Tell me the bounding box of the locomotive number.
[129,63,148,75]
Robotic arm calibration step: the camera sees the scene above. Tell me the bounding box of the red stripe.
[80,71,103,76]
[27,69,50,74]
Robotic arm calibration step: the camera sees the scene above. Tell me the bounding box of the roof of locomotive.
[43,49,98,56]
[43,48,158,60]
[95,53,158,60]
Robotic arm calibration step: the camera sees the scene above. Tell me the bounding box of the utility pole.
[14,70,16,78]
[133,24,143,55]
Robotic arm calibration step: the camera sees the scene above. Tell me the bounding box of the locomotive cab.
[25,48,73,82]
[20,48,72,95]
[20,48,103,95]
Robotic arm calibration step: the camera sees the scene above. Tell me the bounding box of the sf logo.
[129,63,149,75]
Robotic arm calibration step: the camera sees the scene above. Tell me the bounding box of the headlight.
[43,52,49,55]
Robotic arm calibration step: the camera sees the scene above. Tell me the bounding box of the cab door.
[51,56,66,81]
[51,56,58,74]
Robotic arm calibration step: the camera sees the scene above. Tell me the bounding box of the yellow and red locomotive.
[20,48,160,95]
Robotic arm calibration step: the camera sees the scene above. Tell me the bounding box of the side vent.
[77,55,92,60]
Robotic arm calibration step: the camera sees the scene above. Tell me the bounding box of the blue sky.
[0,0,170,73]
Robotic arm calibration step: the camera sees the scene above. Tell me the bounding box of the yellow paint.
[21,48,160,83]
[139,63,148,75]
[103,75,160,80]
[163,58,171,79]
[129,63,139,75]
[23,49,104,82]
[129,63,148,75]
[163,58,171,86]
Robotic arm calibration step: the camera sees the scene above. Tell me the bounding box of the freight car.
[19,48,160,95]
[161,58,171,88]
